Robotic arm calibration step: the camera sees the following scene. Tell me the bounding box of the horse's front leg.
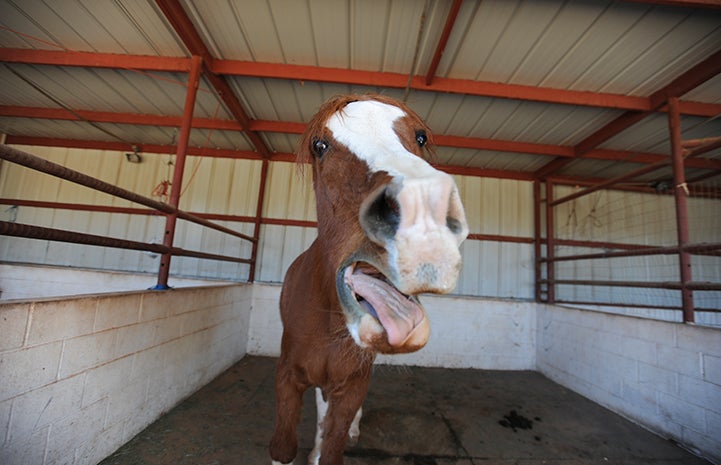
[316,379,370,465]
[270,360,307,465]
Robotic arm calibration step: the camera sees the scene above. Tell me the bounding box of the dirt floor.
[100,356,710,465]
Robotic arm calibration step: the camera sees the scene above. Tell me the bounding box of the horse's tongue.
[349,271,424,347]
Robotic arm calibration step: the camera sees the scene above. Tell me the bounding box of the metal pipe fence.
[0,144,255,286]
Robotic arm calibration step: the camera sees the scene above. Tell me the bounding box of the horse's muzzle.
[359,172,468,296]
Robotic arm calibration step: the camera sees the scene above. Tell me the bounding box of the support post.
[545,180,555,304]
[667,97,695,323]
[533,179,542,302]
[248,158,269,282]
[156,55,203,289]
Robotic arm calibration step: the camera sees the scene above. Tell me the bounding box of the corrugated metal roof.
[0,0,720,179]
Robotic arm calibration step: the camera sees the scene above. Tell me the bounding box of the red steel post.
[156,55,203,289]
[668,97,695,322]
[533,180,542,302]
[545,180,555,303]
[248,159,270,282]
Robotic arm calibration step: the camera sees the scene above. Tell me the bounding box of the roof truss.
[1,0,720,183]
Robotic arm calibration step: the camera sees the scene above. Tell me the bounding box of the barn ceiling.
[1,0,720,187]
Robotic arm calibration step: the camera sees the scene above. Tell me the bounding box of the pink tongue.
[347,270,425,347]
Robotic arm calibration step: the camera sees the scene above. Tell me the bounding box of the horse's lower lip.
[348,262,412,315]
[343,263,425,347]
[357,297,380,320]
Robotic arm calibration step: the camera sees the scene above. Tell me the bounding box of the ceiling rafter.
[0,1,719,184]
[424,0,463,85]
[0,48,191,72]
[154,0,270,158]
[4,104,721,172]
[11,133,720,190]
[1,134,536,181]
[2,47,719,118]
[534,47,721,179]
[623,0,721,9]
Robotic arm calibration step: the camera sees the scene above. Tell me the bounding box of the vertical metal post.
[0,133,6,177]
[248,158,269,282]
[667,97,695,323]
[533,179,542,302]
[156,55,203,289]
[545,180,555,304]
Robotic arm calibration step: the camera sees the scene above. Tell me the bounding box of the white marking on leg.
[308,387,328,465]
[348,406,362,445]
[272,461,291,465]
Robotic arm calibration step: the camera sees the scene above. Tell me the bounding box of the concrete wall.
[247,283,537,370]
[1,278,719,464]
[537,304,721,463]
[0,285,252,465]
[0,263,234,301]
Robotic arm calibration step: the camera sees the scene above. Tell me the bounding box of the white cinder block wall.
[2,279,719,464]
[0,285,252,465]
[247,284,537,370]
[537,305,721,463]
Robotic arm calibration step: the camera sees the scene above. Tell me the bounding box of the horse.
[270,94,468,465]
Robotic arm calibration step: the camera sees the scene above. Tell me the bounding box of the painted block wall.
[247,283,537,370]
[537,304,721,463]
[0,285,252,465]
[2,278,719,464]
[0,264,234,301]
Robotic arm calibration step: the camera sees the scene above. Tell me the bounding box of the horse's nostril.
[446,216,463,235]
[361,186,400,243]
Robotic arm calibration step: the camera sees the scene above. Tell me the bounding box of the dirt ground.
[100,356,710,465]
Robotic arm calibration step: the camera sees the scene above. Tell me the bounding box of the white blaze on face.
[325,100,438,179]
[327,99,468,297]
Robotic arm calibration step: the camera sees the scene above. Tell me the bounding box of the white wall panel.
[455,240,534,299]
[1,145,546,299]
[256,224,317,283]
[551,183,720,311]
[454,175,534,237]
[263,162,316,221]
[0,146,260,280]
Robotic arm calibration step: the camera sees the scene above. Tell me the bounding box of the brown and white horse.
[270,94,468,465]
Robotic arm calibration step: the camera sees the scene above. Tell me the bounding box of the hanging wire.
[179,99,223,198]
[3,23,229,203]
[0,24,69,51]
[6,66,129,143]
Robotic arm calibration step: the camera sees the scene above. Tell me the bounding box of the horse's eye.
[415,130,428,147]
[313,139,329,157]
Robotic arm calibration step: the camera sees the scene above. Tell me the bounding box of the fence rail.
[0,144,255,287]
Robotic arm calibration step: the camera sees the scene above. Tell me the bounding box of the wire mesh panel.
[542,178,721,326]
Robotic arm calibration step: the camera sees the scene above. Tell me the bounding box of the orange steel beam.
[213,60,650,111]
[3,135,531,180]
[0,47,191,72]
[5,106,721,171]
[668,97,695,322]
[425,0,462,85]
[2,47,720,117]
[213,60,721,116]
[156,55,203,288]
[535,47,721,179]
[622,0,721,9]
[10,134,721,186]
[154,0,270,158]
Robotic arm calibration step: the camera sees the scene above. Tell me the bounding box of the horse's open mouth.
[343,262,426,347]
